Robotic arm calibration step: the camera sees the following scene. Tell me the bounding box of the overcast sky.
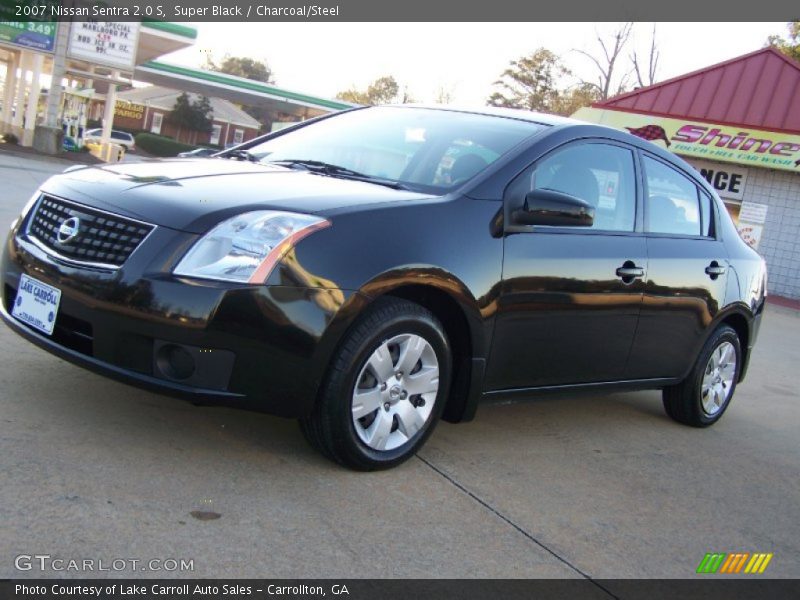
[160,22,788,105]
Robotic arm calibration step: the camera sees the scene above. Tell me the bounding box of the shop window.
[210,124,222,146]
[151,113,163,135]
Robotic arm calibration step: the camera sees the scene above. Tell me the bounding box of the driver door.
[485,140,647,391]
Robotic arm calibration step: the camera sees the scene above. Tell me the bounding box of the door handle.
[616,261,644,283]
[705,261,727,278]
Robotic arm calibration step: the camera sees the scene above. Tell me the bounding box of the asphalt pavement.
[0,151,797,581]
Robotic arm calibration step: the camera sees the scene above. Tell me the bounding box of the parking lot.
[1,151,798,580]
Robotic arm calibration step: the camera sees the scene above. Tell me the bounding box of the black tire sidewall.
[330,309,451,469]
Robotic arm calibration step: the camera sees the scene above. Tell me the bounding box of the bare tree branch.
[573,23,634,100]
[631,24,660,88]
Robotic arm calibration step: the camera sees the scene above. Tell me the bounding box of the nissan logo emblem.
[57,217,81,244]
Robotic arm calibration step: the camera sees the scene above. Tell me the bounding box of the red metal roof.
[595,47,800,135]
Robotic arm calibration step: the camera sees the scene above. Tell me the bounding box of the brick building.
[574,47,800,299]
[94,85,262,147]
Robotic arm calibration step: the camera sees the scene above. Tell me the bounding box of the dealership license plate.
[11,274,61,336]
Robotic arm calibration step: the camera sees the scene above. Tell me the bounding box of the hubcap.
[351,333,439,451]
[701,341,737,416]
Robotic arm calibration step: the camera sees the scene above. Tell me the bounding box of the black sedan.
[1,106,767,470]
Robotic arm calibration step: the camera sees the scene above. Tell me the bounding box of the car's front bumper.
[1,223,362,418]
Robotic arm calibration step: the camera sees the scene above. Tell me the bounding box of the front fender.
[358,266,490,360]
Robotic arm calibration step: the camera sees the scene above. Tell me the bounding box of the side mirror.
[512,188,595,227]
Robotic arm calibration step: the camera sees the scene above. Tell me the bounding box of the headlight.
[173,210,330,284]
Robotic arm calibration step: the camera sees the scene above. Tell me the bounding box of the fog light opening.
[156,344,196,381]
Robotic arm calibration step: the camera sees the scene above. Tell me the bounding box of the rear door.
[485,140,647,391]
[625,154,729,380]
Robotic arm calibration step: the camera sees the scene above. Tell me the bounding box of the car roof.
[383,104,582,127]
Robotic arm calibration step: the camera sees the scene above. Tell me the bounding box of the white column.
[44,20,70,127]
[1,52,19,128]
[12,52,30,129]
[22,53,44,145]
[101,70,119,144]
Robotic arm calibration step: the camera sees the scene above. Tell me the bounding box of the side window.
[643,156,703,236]
[525,143,636,232]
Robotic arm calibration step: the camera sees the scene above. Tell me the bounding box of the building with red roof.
[574,47,800,299]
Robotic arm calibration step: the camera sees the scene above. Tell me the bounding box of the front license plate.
[11,274,61,336]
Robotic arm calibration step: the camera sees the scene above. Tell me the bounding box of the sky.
[158,22,790,105]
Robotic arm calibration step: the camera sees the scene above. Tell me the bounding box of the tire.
[662,324,741,427]
[300,297,452,470]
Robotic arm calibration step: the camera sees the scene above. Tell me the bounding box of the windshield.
[244,107,547,193]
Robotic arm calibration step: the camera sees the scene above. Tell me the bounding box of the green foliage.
[205,55,273,129]
[552,83,601,117]
[488,49,567,112]
[768,21,800,62]
[206,55,274,83]
[167,92,214,135]
[134,133,197,157]
[336,76,402,105]
[488,48,596,116]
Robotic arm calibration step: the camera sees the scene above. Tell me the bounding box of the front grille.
[27,195,154,268]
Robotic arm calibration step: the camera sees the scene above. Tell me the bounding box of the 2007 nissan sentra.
[1,106,767,470]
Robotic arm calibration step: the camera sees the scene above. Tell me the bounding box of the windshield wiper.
[269,159,410,190]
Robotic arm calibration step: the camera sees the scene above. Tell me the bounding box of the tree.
[552,83,600,117]
[336,75,402,105]
[631,24,660,88]
[205,55,274,84]
[767,21,800,62]
[487,48,568,112]
[575,23,634,100]
[433,85,454,105]
[167,93,214,145]
[205,55,274,131]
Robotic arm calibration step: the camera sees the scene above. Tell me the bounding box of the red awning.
[595,47,800,135]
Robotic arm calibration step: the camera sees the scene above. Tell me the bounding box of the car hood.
[41,159,433,233]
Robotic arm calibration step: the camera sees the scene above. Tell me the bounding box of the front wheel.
[662,324,741,427]
[301,297,451,470]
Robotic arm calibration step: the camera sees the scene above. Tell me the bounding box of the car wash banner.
[573,107,800,173]
[0,4,57,52]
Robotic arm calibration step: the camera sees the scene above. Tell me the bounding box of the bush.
[134,132,197,157]
[1,133,19,145]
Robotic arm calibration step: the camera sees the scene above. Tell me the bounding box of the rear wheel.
[662,324,741,427]
[301,297,451,470]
